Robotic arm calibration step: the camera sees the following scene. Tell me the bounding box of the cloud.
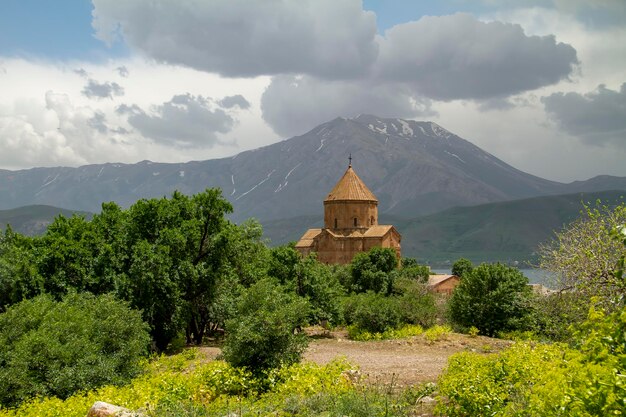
[375,13,579,101]
[87,111,109,133]
[260,75,433,137]
[92,0,378,79]
[0,91,122,169]
[542,83,626,144]
[116,65,129,77]
[74,68,89,78]
[218,94,251,109]
[117,93,236,147]
[82,79,125,99]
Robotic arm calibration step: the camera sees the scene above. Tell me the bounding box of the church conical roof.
[324,165,378,202]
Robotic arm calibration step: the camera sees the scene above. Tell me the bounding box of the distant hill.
[262,190,626,265]
[0,205,92,236]
[1,115,625,223]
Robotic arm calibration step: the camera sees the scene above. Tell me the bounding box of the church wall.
[324,201,378,229]
[314,234,402,264]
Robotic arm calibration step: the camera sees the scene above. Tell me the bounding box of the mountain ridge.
[0,115,624,223]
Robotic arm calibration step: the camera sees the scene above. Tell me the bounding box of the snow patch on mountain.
[444,150,465,163]
[398,119,414,137]
[236,170,275,200]
[275,163,302,193]
[368,122,388,135]
[430,122,452,139]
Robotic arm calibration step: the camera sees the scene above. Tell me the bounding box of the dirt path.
[199,329,510,387]
[302,329,509,386]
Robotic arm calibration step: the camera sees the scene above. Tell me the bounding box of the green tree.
[452,258,473,278]
[0,228,42,312]
[0,293,149,407]
[119,240,181,351]
[118,189,234,348]
[539,202,626,305]
[270,245,344,326]
[222,279,309,375]
[36,214,121,298]
[349,247,398,294]
[449,263,534,336]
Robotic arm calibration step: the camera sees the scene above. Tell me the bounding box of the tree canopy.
[539,202,626,306]
[448,263,534,336]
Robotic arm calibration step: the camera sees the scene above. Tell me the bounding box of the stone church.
[295,162,401,264]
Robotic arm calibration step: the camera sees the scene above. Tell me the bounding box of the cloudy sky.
[0,0,625,182]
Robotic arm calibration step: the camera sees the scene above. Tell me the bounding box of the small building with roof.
[295,161,401,264]
[427,274,461,295]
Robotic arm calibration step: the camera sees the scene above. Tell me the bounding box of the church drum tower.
[295,161,401,264]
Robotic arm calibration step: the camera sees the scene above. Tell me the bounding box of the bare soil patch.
[303,328,510,386]
[198,328,511,387]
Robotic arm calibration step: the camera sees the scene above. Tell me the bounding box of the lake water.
[432,268,553,286]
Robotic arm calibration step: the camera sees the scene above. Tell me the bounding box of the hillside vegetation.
[0,205,92,236]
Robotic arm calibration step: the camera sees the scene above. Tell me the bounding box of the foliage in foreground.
[437,304,626,416]
[0,293,150,408]
[0,349,430,417]
[222,279,310,374]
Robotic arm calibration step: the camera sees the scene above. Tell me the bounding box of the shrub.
[437,305,626,416]
[448,263,535,336]
[342,292,401,334]
[348,247,397,294]
[468,326,479,338]
[393,278,437,327]
[222,279,309,375]
[423,325,452,343]
[533,291,590,342]
[0,293,150,408]
[348,324,423,341]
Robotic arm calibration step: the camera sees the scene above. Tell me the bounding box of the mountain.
[0,205,92,236]
[397,190,625,264]
[1,115,625,222]
[262,190,626,264]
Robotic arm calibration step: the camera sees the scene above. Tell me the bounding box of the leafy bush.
[348,247,397,294]
[393,278,437,327]
[533,291,590,342]
[437,304,626,416]
[0,353,357,417]
[347,324,423,341]
[0,293,150,408]
[342,292,401,334]
[423,325,452,343]
[222,279,309,375]
[448,263,535,336]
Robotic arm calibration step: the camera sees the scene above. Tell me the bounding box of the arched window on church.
[354,218,358,227]
[370,216,375,226]
[334,218,337,228]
